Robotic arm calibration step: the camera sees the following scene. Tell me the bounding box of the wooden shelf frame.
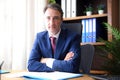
[63,0,119,43]
[81,42,105,46]
[63,13,108,21]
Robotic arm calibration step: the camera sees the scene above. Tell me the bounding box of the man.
[27,3,81,73]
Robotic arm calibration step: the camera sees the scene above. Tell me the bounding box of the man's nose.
[49,18,54,25]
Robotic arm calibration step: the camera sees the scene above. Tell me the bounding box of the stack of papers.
[6,71,83,80]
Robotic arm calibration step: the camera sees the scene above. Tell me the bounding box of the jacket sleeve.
[27,33,54,72]
[52,34,81,73]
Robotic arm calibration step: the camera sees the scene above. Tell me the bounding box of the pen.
[0,61,4,69]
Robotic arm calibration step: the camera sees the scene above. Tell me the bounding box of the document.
[6,71,83,80]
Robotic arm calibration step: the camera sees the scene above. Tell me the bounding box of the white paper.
[5,71,83,80]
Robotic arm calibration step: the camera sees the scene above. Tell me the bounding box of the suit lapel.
[54,29,66,59]
[43,33,53,57]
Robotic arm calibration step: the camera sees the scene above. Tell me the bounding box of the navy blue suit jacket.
[27,28,81,73]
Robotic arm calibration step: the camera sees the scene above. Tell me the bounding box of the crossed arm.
[40,51,74,64]
[28,32,81,73]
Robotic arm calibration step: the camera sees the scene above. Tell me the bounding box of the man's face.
[44,8,62,35]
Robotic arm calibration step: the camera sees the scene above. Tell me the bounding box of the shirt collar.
[48,29,61,39]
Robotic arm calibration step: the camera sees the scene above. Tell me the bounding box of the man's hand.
[64,52,74,61]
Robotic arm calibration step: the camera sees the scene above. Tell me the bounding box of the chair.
[61,23,94,74]
[61,22,82,41]
[79,44,95,74]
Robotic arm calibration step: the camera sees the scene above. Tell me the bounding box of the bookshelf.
[56,0,119,70]
[56,0,119,45]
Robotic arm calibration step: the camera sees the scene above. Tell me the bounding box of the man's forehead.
[45,8,61,15]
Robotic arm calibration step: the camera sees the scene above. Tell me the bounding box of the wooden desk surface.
[1,70,95,80]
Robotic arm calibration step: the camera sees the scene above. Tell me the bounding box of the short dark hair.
[43,3,63,18]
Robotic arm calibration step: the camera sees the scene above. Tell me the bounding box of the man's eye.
[54,17,60,20]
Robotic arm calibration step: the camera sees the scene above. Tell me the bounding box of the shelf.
[90,70,108,75]
[81,42,105,46]
[58,0,119,71]
[63,13,108,21]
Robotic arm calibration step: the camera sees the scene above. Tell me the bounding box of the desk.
[1,70,95,80]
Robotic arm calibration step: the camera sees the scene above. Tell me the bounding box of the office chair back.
[61,22,82,41]
[61,23,94,74]
[80,44,95,74]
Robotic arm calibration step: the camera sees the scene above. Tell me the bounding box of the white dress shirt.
[46,29,61,68]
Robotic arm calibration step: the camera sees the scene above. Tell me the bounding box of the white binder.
[71,0,77,17]
[61,0,66,18]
